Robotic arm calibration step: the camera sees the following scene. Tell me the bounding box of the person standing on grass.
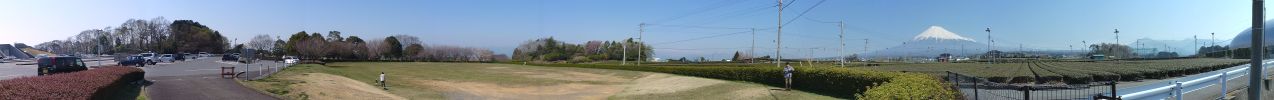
[783,64,794,91]
[379,72,387,90]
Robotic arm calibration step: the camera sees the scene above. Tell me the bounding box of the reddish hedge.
[0,66,145,99]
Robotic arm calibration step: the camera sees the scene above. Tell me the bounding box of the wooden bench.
[221,67,235,79]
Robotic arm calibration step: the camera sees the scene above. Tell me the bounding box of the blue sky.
[0,0,1260,59]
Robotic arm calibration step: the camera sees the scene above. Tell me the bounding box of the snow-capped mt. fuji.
[912,26,976,42]
[865,26,1009,58]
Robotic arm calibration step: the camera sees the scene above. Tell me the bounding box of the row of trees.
[512,37,651,62]
[277,32,503,62]
[36,17,503,62]
[37,17,230,55]
[1087,43,1134,59]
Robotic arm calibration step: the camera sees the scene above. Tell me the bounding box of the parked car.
[36,56,88,76]
[139,53,158,65]
[118,56,146,67]
[283,56,299,64]
[158,54,175,62]
[175,53,188,61]
[198,52,210,57]
[222,54,239,62]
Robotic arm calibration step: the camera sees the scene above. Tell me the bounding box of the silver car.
[158,54,175,63]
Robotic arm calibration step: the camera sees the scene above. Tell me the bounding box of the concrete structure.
[0,44,32,59]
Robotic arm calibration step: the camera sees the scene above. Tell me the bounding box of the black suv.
[36,56,88,76]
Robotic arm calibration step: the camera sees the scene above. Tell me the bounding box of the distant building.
[1089,54,1107,60]
[936,53,953,62]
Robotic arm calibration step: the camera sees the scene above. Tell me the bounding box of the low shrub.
[521,63,957,99]
[0,66,145,99]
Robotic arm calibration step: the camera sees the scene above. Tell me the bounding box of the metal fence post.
[1022,86,1031,100]
[974,78,979,100]
[1174,81,1183,100]
[1111,77,1118,97]
[1221,72,1228,100]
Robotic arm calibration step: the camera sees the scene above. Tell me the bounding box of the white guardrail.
[1120,60,1274,100]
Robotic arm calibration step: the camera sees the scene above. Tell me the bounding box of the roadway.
[1117,60,1274,100]
[143,57,285,100]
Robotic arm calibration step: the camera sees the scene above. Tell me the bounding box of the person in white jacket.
[379,72,387,90]
[783,64,794,91]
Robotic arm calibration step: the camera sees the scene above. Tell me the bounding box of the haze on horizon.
[0,0,1263,59]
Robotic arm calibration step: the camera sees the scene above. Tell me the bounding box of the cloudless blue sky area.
[0,0,1262,59]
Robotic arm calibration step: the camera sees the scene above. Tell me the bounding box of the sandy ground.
[290,73,407,100]
[420,66,789,100]
[614,73,726,96]
[251,63,832,100]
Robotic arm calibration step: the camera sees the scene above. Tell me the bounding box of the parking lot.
[143,57,284,100]
[1,56,286,100]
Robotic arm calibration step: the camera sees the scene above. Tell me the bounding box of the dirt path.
[290,73,406,100]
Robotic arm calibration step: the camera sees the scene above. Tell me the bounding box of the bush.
[521,63,957,99]
[0,66,145,99]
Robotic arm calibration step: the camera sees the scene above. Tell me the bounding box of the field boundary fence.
[918,71,1120,100]
[917,60,1274,100]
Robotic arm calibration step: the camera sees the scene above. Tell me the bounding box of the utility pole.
[752,28,757,64]
[808,48,815,66]
[903,42,909,61]
[638,23,644,66]
[864,39,869,62]
[776,0,784,68]
[985,27,992,64]
[838,20,846,67]
[1114,28,1120,45]
[1249,0,1264,99]
[623,38,627,65]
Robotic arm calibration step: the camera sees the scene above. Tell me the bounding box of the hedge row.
[0,66,145,99]
[522,63,957,99]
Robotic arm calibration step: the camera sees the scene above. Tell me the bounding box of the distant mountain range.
[859,26,1221,58]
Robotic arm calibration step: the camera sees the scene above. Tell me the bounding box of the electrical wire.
[781,0,827,27]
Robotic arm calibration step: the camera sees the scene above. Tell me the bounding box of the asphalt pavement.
[142,57,285,100]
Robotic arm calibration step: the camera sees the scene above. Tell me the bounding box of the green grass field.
[242,62,835,100]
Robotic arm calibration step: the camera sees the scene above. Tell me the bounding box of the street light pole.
[985,27,992,64]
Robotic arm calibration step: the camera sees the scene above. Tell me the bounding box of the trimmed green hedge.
[0,66,145,99]
[519,63,957,99]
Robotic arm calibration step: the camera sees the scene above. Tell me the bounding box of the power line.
[655,47,752,50]
[647,0,746,24]
[652,30,755,45]
[780,0,799,10]
[781,0,827,27]
[645,24,752,30]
